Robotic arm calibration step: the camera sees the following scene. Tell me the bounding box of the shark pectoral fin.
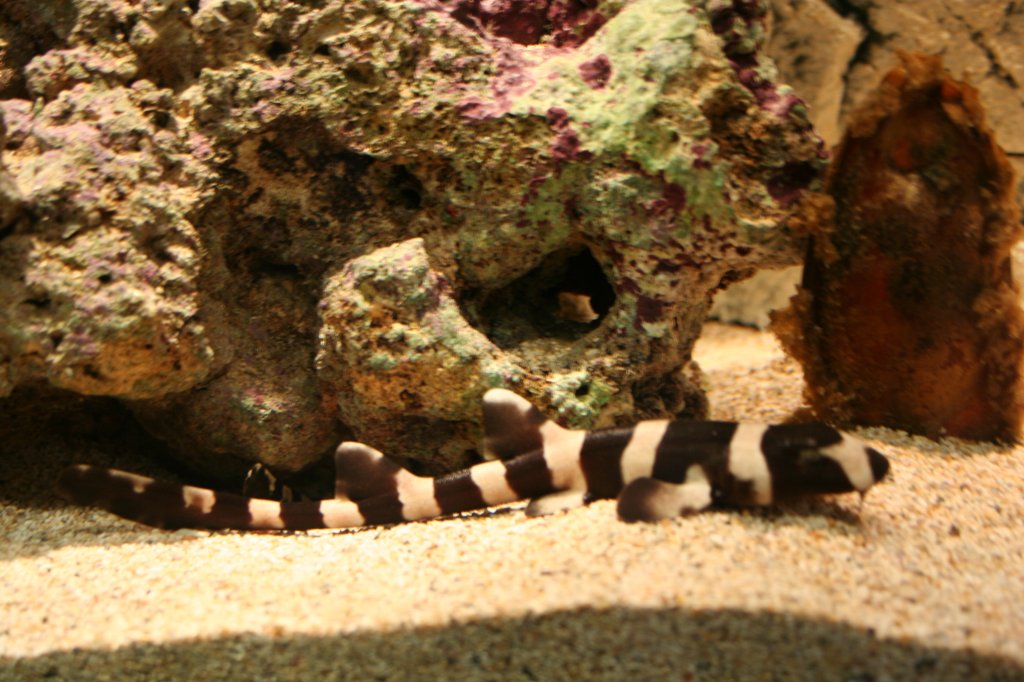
[525,489,587,517]
[616,477,713,523]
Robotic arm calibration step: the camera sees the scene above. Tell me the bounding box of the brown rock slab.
[773,53,1024,441]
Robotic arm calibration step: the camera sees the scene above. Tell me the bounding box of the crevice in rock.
[944,1,1020,90]
[823,0,887,109]
[265,40,291,62]
[631,368,708,422]
[211,120,382,281]
[388,165,424,211]
[969,29,1019,89]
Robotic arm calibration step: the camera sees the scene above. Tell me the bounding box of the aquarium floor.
[2,324,1021,680]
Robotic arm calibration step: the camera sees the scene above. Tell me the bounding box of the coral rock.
[2,0,826,477]
[317,238,514,470]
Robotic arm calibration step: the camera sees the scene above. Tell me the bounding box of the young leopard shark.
[57,389,890,530]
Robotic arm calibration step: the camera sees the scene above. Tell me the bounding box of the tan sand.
[2,323,1022,680]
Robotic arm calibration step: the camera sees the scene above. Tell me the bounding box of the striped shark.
[56,389,890,530]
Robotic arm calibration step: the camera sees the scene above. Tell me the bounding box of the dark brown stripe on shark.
[760,422,842,458]
[503,450,555,498]
[483,398,548,459]
[433,469,488,515]
[579,429,631,498]
[57,464,117,508]
[356,494,407,526]
[277,499,327,530]
[104,473,188,529]
[652,421,738,483]
[617,477,676,523]
[760,423,858,499]
[199,489,258,530]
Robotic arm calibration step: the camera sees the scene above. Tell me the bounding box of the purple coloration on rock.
[647,182,688,215]
[736,68,770,102]
[635,295,667,325]
[764,93,804,119]
[550,127,589,162]
[455,97,493,121]
[692,143,713,169]
[709,2,764,70]
[704,0,825,182]
[578,54,612,89]
[546,106,571,129]
[442,0,606,47]
[709,2,766,39]
[544,106,593,164]
[736,68,803,118]
[545,106,591,164]
[457,43,538,120]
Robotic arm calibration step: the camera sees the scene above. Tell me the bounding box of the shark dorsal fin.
[482,389,563,459]
[333,442,412,501]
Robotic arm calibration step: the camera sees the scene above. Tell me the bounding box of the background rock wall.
[712,0,1024,327]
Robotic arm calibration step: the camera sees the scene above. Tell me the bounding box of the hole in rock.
[470,246,616,351]
[389,165,423,211]
[266,40,290,61]
[22,295,51,309]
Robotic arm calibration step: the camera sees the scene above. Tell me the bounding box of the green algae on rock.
[2,0,826,477]
[318,238,522,470]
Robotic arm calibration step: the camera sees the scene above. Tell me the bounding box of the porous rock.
[317,238,516,470]
[709,0,864,328]
[1,0,825,477]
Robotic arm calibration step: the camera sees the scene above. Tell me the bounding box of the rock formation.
[0,0,825,477]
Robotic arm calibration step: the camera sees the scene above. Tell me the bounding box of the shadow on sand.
[3,605,1020,681]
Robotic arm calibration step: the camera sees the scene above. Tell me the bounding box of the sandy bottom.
[2,324,1023,680]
